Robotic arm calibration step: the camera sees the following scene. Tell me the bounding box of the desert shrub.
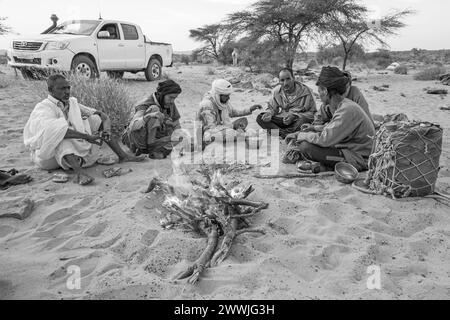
[180,55,190,65]
[317,43,365,65]
[365,49,393,69]
[394,64,408,75]
[237,38,285,75]
[414,66,447,81]
[0,75,10,88]
[444,51,450,64]
[69,75,133,136]
[206,66,215,75]
[35,74,133,136]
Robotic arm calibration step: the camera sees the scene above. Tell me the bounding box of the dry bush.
[414,66,447,81]
[35,74,133,137]
[394,64,408,75]
[0,76,10,88]
[206,66,215,75]
[67,75,133,136]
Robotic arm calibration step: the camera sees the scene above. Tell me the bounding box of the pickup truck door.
[96,23,126,70]
[120,23,146,69]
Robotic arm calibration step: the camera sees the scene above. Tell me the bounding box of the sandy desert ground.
[0,63,449,300]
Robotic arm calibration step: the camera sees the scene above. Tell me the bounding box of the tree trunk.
[342,52,349,71]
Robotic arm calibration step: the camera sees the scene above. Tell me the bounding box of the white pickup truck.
[8,19,173,81]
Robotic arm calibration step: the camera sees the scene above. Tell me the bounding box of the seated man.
[122,80,182,159]
[257,68,316,138]
[309,69,373,132]
[23,74,144,186]
[283,66,375,172]
[197,79,261,143]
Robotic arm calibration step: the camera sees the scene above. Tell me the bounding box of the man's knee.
[35,157,60,170]
[297,141,313,153]
[146,118,161,129]
[256,113,268,128]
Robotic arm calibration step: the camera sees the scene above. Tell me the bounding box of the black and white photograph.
[0,0,449,305]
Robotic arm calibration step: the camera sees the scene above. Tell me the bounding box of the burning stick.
[210,205,239,267]
[147,167,269,283]
[174,224,219,284]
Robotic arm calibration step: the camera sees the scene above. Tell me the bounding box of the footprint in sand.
[49,252,103,283]
[0,225,15,238]
[267,217,298,235]
[141,229,159,246]
[315,201,351,223]
[0,280,13,299]
[84,222,108,238]
[310,245,350,271]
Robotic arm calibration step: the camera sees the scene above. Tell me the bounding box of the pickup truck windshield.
[50,20,100,36]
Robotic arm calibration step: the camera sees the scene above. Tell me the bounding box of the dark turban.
[316,66,349,95]
[155,80,182,107]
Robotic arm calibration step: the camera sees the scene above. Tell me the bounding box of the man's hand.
[261,112,273,122]
[145,111,165,123]
[283,113,297,126]
[100,131,111,142]
[165,119,175,127]
[85,134,103,146]
[285,132,298,145]
[250,104,263,113]
[301,124,314,132]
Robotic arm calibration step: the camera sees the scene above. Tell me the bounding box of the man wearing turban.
[122,80,182,159]
[257,68,316,139]
[197,79,262,143]
[307,69,373,132]
[283,66,375,172]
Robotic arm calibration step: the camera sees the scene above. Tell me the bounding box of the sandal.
[52,173,70,183]
[96,156,117,166]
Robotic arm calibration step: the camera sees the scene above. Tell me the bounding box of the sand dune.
[0,64,449,300]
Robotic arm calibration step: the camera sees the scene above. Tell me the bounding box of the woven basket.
[365,121,443,198]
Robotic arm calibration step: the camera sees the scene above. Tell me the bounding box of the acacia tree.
[189,24,237,62]
[325,9,413,70]
[0,17,11,35]
[226,0,366,69]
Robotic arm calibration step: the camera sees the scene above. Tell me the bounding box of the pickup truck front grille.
[13,57,41,65]
[13,41,43,51]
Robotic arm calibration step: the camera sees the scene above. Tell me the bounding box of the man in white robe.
[23,74,144,185]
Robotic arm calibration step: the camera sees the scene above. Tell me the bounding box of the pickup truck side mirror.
[98,31,111,39]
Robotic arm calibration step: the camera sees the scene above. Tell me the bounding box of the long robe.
[289,98,375,171]
[122,93,180,155]
[197,92,251,142]
[23,95,101,170]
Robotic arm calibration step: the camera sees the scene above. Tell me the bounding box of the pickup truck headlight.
[45,41,70,50]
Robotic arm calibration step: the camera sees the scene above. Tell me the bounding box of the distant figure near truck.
[8,19,173,81]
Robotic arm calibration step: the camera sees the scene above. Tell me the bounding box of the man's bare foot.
[75,173,95,186]
[119,155,146,163]
[149,152,166,160]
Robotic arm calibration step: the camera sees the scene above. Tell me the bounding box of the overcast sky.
[0,0,448,52]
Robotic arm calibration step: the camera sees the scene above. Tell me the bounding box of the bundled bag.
[365,121,443,198]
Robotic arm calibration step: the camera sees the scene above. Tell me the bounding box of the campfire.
[145,165,268,284]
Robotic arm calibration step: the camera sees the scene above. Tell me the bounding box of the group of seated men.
[23,66,375,186]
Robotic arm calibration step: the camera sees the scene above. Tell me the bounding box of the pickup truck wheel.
[107,71,124,79]
[72,56,97,79]
[145,58,162,81]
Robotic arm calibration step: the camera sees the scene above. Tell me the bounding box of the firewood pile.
[145,165,268,284]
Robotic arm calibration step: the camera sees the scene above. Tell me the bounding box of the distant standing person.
[232,48,239,67]
[257,68,316,139]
